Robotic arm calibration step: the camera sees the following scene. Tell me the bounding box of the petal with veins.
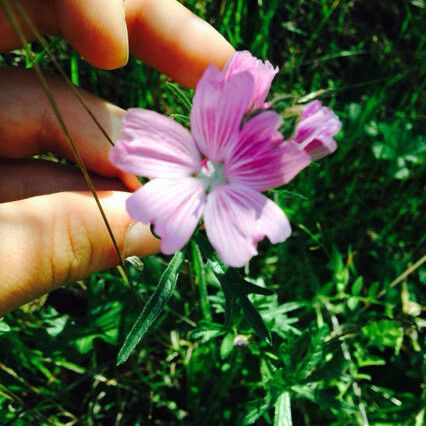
[223,50,278,109]
[204,184,291,267]
[127,178,206,254]
[110,109,201,178]
[225,112,311,191]
[292,100,341,161]
[191,65,254,162]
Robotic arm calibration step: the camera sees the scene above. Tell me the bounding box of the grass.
[0,0,425,424]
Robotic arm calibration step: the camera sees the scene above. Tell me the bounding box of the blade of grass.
[165,82,192,112]
[70,51,79,86]
[328,309,370,425]
[378,254,426,298]
[29,36,62,66]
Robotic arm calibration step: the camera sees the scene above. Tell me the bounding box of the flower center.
[196,159,226,191]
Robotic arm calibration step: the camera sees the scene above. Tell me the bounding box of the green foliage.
[367,119,426,180]
[1,0,425,424]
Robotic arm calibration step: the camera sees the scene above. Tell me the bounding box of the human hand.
[0,0,233,86]
[0,0,234,315]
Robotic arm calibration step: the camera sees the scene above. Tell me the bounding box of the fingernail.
[124,222,160,257]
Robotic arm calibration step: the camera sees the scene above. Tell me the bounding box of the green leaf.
[117,251,185,365]
[0,319,11,335]
[297,326,328,381]
[231,273,274,297]
[367,281,380,300]
[220,332,235,359]
[190,321,227,343]
[368,119,426,180]
[243,398,270,425]
[74,335,98,354]
[205,247,273,296]
[347,296,359,310]
[45,314,68,337]
[351,276,364,296]
[361,319,404,354]
[197,234,272,341]
[240,295,272,344]
[220,271,235,327]
[274,391,293,426]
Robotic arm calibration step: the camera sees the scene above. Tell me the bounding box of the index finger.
[126,0,234,87]
[0,0,234,88]
[59,0,235,86]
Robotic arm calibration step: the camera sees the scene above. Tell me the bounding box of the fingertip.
[93,42,129,70]
[56,0,129,70]
[178,15,235,87]
[119,172,142,192]
[124,221,160,258]
[126,0,235,87]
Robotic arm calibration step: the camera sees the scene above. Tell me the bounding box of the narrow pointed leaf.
[274,391,293,426]
[197,235,273,338]
[240,295,272,344]
[117,251,184,365]
[198,235,273,296]
[226,270,274,297]
[219,271,236,326]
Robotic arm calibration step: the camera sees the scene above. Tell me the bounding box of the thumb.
[0,190,159,315]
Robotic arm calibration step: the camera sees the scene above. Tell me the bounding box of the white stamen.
[196,160,226,191]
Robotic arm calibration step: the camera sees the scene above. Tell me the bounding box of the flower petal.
[190,65,254,162]
[292,100,341,160]
[110,109,201,179]
[223,51,278,109]
[204,184,291,267]
[225,111,311,191]
[127,178,206,254]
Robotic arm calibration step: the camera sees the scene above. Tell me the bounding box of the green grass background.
[0,0,425,424]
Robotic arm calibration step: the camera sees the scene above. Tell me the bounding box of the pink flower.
[110,64,312,267]
[223,51,278,110]
[291,100,341,161]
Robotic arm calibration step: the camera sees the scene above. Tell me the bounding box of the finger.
[0,0,128,69]
[0,67,139,189]
[0,0,234,87]
[0,158,129,203]
[0,190,160,315]
[125,0,234,87]
[54,0,129,69]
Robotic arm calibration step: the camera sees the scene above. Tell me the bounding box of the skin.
[0,0,234,315]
